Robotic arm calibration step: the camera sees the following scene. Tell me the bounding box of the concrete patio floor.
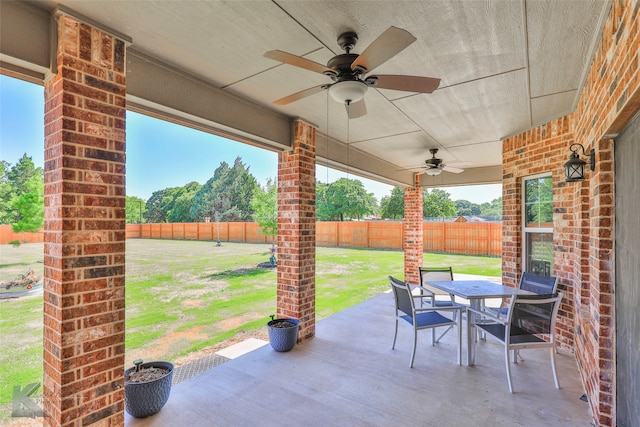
[125,290,593,426]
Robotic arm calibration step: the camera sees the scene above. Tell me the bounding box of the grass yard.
[0,239,501,419]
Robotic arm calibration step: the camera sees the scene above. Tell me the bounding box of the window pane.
[524,176,553,227]
[526,232,553,276]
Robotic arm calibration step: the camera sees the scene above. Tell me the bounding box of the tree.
[250,178,277,240]
[423,189,456,219]
[455,199,481,217]
[0,154,44,232]
[316,178,376,221]
[126,196,147,224]
[0,161,12,224]
[144,182,201,223]
[380,187,404,219]
[166,182,201,223]
[480,197,502,219]
[189,157,258,222]
[315,181,331,221]
[144,187,180,223]
[12,174,44,233]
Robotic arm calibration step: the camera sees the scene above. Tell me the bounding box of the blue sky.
[0,74,501,203]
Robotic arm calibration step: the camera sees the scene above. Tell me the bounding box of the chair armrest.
[410,285,436,298]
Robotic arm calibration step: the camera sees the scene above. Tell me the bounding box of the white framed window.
[522,174,553,276]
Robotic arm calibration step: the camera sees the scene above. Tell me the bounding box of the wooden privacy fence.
[0,225,44,244]
[0,222,502,256]
[125,221,502,256]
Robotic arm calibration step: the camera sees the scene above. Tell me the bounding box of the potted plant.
[267,315,299,352]
[124,359,174,418]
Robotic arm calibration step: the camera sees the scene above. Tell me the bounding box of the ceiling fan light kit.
[329,80,368,104]
[425,167,443,176]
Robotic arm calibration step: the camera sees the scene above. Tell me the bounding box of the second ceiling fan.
[264,26,440,119]
[399,149,465,176]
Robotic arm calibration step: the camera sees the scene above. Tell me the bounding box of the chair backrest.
[419,267,454,296]
[508,292,563,338]
[519,272,559,295]
[389,276,415,317]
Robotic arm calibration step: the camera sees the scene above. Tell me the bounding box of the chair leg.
[392,318,398,349]
[410,328,418,368]
[457,312,462,366]
[505,345,514,393]
[431,328,436,346]
[550,346,560,389]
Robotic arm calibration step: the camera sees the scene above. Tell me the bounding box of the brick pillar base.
[277,120,316,342]
[43,13,126,426]
[403,175,423,284]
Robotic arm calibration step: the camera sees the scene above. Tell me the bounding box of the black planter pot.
[267,317,299,352]
[124,360,174,418]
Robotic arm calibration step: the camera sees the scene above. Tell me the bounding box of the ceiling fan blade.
[264,50,337,76]
[274,85,326,105]
[346,99,367,119]
[371,75,440,93]
[442,165,465,174]
[350,26,416,74]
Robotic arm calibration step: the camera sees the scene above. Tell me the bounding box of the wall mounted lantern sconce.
[564,143,595,182]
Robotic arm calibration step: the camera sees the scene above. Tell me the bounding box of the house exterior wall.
[502,1,639,425]
[502,116,577,350]
[42,13,127,426]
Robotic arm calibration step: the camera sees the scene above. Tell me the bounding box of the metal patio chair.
[418,266,467,342]
[488,272,559,318]
[468,292,564,393]
[389,275,462,367]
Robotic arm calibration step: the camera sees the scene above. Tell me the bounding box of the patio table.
[423,280,534,366]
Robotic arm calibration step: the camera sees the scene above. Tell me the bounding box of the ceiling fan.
[414,149,465,176]
[264,26,440,119]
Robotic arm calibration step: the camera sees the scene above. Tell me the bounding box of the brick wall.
[43,13,126,426]
[277,120,316,342]
[502,116,576,350]
[502,1,639,425]
[403,175,423,284]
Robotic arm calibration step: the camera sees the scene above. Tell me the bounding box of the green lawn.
[0,240,500,418]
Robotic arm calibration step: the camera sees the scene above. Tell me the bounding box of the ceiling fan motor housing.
[327,54,361,79]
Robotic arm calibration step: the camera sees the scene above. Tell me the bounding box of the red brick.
[44,14,126,427]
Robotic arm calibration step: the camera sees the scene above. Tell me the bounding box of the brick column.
[43,13,126,426]
[277,120,316,342]
[403,175,423,284]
